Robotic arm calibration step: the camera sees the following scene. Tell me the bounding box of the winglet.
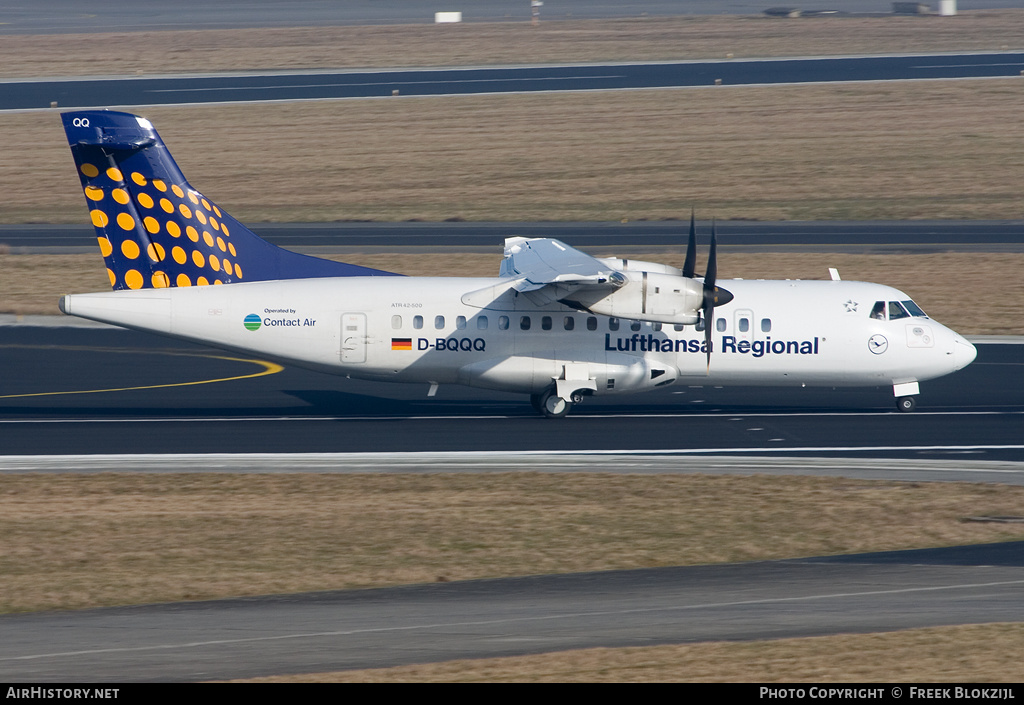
[62,110,398,291]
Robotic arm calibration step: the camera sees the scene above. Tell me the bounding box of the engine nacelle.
[563,270,704,325]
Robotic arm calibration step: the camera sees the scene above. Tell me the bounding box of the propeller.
[683,208,697,279]
[700,219,734,371]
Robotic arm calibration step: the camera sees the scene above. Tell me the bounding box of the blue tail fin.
[62,110,398,290]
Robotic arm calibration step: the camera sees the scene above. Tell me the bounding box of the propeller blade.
[702,220,734,372]
[703,221,716,369]
[683,208,697,279]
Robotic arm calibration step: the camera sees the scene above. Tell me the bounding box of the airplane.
[57,110,977,418]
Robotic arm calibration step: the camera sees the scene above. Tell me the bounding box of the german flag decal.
[391,338,412,351]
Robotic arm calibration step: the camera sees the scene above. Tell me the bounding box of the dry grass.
[5,251,1021,334]
[1,473,1022,614]
[6,80,1024,225]
[2,13,1023,80]
[242,624,1024,682]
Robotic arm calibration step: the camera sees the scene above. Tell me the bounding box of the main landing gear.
[531,389,585,418]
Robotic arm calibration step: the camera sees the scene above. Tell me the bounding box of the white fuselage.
[60,275,976,399]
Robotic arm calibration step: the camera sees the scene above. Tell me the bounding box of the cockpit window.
[888,301,909,320]
[902,300,927,317]
[870,301,885,320]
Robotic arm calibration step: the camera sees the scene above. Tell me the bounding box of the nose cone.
[953,336,977,371]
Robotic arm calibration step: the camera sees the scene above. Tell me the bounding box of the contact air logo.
[243,313,262,331]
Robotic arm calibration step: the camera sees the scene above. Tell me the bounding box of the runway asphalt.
[3,220,1023,254]
[0,326,1020,460]
[4,1,1020,35]
[6,54,1024,111]
[2,541,1022,681]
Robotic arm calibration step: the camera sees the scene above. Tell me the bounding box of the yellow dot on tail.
[216,236,226,252]
[203,231,214,248]
[172,246,186,264]
[188,191,199,205]
[196,211,207,225]
[223,259,233,276]
[112,189,130,205]
[117,213,136,231]
[186,226,199,242]
[233,264,242,279]
[171,184,184,198]
[125,269,143,289]
[106,167,123,182]
[138,193,154,209]
[167,221,181,238]
[153,179,167,192]
[192,250,205,268]
[121,239,140,259]
[107,268,116,286]
[144,216,160,234]
[160,198,173,213]
[209,257,221,272]
[152,272,170,288]
[80,164,100,178]
[85,186,104,202]
[213,205,222,217]
[228,242,236,257]
[210,218,220,232]
[132,172,147,186]
[201,199,211,211]
[97,237,112,257]
[197,276,209,286]
[178,204,192,219]
[147,242,165,261]
[90,210,109,228]
[176,273,192,287]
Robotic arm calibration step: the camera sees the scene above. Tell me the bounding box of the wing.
[499,237,625,304]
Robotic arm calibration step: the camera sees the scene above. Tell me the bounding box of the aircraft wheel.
[896,396,917,413]
[540,390,573,419]
[530,393,544,414]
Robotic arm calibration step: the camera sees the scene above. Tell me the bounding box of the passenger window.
[391,315,402,330]
[587,317,598,331]
[456,316,467,329]
[674,323,685,331]
[435,315,445,329]
[695,318,705,332]
[498,316,509,330]
[888,301,909,320]
[739,318,749,333]
[630,320,642,332]
[520,316,531,331]
[609,317,620,331]
[716,318,727,332]
[413,315,423,330]
[563,316,575,331]
[541,316,552,331]
[652,322,662,332]
[870,301,885,321]
[761,318,771,333]
[477,316,488,330]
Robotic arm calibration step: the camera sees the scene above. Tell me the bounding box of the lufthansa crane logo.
[868,334,888,355]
